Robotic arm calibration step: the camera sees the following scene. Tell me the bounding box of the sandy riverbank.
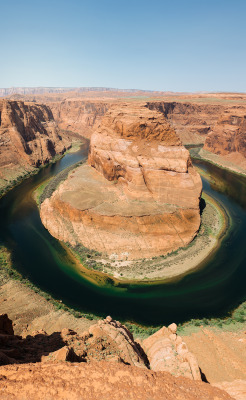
[193,148,246,177]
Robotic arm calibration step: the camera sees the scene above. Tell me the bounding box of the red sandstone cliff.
[48,100,109,138]
[148,101,246,170]
[204,112,246,168]
[147,101,227,145]
[0,100,68,194]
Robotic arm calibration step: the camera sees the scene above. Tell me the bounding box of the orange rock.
[0,361,233,400]
[0,99,68,193]
[48,99,108,138]
[41,102,202,260]
[204,112,246,168]
[142,325,201,380]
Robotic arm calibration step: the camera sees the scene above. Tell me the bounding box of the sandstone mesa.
[40,102,202,260]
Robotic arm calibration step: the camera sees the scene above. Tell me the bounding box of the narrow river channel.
[0,144,245,326]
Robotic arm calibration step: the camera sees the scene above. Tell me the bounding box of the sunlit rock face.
[0,99,68,192]
[48,100,109,138]
[88,103,202,208]
[41,102,202,260]
[204,112,246,168]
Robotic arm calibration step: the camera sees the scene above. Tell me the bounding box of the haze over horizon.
[1,0,246,92]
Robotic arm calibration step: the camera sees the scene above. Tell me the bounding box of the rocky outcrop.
[41,102,202,260]
[141,322,201,380]
[0,100,68,194]
[48,100,109,138]
[0,314,234,399]
[204,112,246,168]
[0,314,147,368]
[0,362,233,400]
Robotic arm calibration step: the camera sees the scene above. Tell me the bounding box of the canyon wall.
[48,100,109,138]
[0,100,68,195]
[147,101,227,145]
[148,101,246,170]
[40,103,202,260]
[204,112,246,169]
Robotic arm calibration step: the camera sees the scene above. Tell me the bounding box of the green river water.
[0,144,245,326]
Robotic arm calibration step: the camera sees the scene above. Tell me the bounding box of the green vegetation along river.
[0,144,246,326]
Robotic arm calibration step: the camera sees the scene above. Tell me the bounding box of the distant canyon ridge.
[1,88,246,259]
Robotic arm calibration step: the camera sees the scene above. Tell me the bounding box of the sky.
[1,0,246,92]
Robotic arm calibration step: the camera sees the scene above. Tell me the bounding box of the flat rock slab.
[60,164,176,217]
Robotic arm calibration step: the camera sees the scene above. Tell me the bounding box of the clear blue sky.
[1,0,246,92]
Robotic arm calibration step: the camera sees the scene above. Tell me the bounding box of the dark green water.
[0,145,246,326]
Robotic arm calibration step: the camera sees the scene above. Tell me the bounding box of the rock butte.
[0,314,234,400]
[40,103,202,260]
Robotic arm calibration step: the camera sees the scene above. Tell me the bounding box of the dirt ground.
[0,279,96,336]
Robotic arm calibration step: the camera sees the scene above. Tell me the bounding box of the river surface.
[0,145,246,326]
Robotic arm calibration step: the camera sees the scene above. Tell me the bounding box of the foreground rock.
[41,102,202,260]
[0,314,239,399]
[0,361,233,400]
[214,380,246,400]
[0,314,147,368]
[141,322,201,380]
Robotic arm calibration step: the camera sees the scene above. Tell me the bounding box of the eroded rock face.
[0,314,147,368]
[88,103,201,207]
[0,314,234,400]
[41,103,202,260]
[48,100,108,138]
[149,101,246,171]
[204,112,246,168]
[148,101,226,145]
[0,100,67,193]
[141,323,201,381]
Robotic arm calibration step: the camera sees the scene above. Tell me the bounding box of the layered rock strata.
[204,112,246,169]
[48,100,109,138]
[0,100,67,193]
[147,101,226,145]
[141,322,201,380]
[41,103,202,260]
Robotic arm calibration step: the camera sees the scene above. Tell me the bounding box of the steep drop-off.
[40,103,202,260]
[148,101,227,145]
[204,112,246,169]
[0,100,68,195]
